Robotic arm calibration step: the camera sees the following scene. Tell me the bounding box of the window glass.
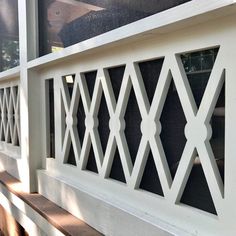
[0,0,19,72]
[38,0,191,56]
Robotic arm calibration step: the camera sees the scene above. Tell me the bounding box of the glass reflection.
[0,0,19,72]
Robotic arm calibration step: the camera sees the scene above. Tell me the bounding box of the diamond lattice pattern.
[0,84,20,146]
[58,47,225,214]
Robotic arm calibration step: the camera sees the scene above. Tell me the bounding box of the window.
[0,0,19,72]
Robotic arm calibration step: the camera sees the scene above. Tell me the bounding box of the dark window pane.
[38,0,191,56]
[0,0,19,71]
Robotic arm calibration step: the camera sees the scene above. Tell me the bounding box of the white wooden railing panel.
[0,80,20,159]
[37,12,236,236]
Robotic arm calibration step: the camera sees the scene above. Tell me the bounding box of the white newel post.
[18,0,41,192]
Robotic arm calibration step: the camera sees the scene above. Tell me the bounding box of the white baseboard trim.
[37,170,193,236]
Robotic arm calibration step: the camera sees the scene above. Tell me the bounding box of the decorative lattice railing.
[0,80,20,158]
[45,45,225,218]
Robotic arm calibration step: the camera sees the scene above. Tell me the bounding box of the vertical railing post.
[18,0,42,192]
[221,30,236,231]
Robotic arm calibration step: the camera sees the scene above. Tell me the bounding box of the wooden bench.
[0,171,102,236]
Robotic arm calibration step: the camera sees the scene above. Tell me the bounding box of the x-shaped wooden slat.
[100,65,134,182]
[60,76,81,166]
[11,86,20,145]
[60,72,104,171]
[168,50,225,214]
[79,71,104,172]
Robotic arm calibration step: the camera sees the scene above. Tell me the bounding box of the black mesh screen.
[124,87,142,165]
[181,48,219,108]
[139,148,164,196]
[48,79,55,157]
[1,129,5,142]
[108,66,125,102]
[139,58,164,104]
[160,79,187,179]
[109,148,126,183]
[86,145,98,173]
[180,153,217,215]
[210,82,225,183]
[67,143,77,166]
[85,71,97,99]
[77,98,86,145]
[38,0,191,56]
[98,93,110,154]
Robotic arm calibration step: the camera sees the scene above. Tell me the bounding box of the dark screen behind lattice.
[124,87,142,165]
[77,98,86,146]
[48,79,55,157]
[139,150,164,196]
[181,48,219,108]
[86,145,98,173]
[98,93,110,154]
[1,128,5,142]
[180,155,217,215]
[160,79,187,179]
[85,71,97,99]
[109,148,126,183]
[15,132,19,146]
[67,143,76,166]
[210,82,225,183]
[7,129,12,144]
[139,58,164,104]
[108,65,125,102]
[187,72,210,108]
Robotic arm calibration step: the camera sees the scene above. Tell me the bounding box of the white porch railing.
[0,1,236,236]
[36,10,236,235]
[0,80,20,159]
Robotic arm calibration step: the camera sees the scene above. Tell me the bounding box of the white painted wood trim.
[0,67,20,81]
[38,170,179,236]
